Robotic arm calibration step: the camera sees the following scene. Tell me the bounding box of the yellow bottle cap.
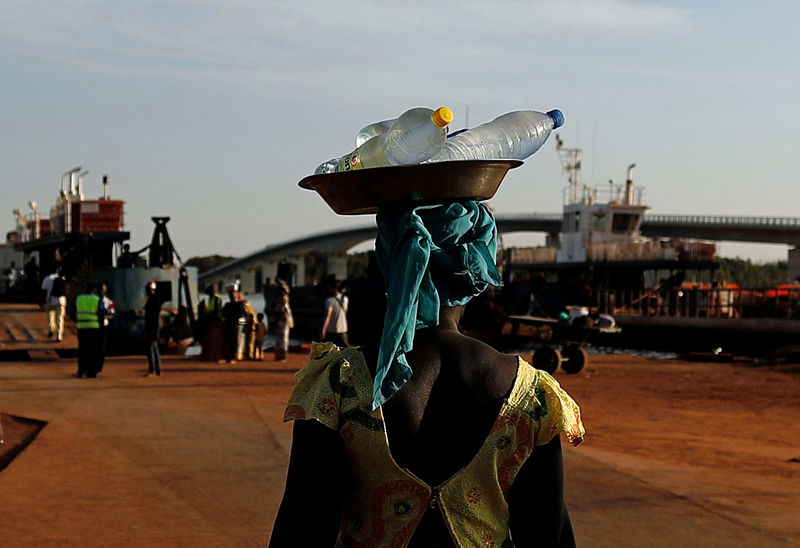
[432,107,454,128]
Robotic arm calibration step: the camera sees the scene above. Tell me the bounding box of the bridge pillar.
[788,247,800,282]
[546,231,561,248]
[327,254,348,282]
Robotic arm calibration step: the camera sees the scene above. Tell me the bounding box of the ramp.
[0,302,78,352]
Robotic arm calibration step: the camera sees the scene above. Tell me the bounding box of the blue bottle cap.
[547,109,565,129]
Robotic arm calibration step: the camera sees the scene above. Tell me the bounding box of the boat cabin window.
[611,213,639,234]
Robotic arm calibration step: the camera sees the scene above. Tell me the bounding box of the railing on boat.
[597,287,800,320]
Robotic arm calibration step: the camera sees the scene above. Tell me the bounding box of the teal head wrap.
[373,201,503,409]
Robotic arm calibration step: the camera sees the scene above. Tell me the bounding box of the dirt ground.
[554,352,800,546]
[0,348,798,546]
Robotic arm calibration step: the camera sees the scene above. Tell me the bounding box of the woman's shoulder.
[507,358,586,447]
[436,334,519,401]
[284,343,372,427]
[452,333,518,369]
[301,342,369,376]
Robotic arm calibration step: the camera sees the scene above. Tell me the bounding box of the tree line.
[717,257,789,289]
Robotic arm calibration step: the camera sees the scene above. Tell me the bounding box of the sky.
[2,0,798,263]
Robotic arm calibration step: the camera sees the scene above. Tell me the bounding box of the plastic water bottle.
[315,107,453,174]
[309,118,399,173]
[425,109,564,163]
[355,119,395,147]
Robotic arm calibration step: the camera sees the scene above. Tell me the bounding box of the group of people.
[73,282,115,378]
[35,260,161,378]
[259,274,350,360]
[3,257,40,297]
[68,279,160,379]
[199,283,272,363]
[197,274,352,364]
[220,285,264,363]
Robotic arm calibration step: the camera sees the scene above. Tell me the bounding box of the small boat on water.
[2,170,198,355]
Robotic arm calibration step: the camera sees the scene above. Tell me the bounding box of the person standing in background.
[203,285,223,323]
[75,283,104,378]
[221,287,245,364]
[320,276,349,347]
[262,278,276,332]
[5,261,19,292]
[241,293,257,360]
[144,281,162,376]
[274,286,294,362]
[98,283,115,372]
[41,267,68,342]
[252,312,266,360]
[200,284,224,362]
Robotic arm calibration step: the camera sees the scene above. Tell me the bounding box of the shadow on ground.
[0,413,47,472]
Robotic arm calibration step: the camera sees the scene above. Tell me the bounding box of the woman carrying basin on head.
[270,197,584,547]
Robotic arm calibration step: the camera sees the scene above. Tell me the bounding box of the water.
[588,346,679,360]
[507,342,679,361]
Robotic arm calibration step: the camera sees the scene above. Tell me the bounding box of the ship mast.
[555,134,582,204]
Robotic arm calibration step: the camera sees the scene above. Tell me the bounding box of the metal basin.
[298,159,523,215]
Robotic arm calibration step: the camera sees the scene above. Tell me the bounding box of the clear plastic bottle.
[312,119,397,173]
[426,109,564,163]
[355,119,395,147]
[314,107,453,174]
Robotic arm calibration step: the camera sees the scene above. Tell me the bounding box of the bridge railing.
[644,215,800,227]
[598,287,800,320]
[499,212,800,229]
[497,213,563,222]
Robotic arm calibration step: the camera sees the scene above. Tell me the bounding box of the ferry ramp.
[0,303,77,355]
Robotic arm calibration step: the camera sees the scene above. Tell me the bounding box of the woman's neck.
[413,306,463,344]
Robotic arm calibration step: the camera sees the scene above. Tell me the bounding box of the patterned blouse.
[284,343,585,548]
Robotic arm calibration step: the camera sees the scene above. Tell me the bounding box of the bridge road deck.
[0,302,77,352]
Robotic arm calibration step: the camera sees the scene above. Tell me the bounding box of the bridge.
[641,215,800,244]
[495,213,800,245]
[199,213,800,294]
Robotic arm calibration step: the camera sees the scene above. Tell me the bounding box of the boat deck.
[0,302,78,352]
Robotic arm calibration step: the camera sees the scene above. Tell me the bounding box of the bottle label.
[337,151,362,172]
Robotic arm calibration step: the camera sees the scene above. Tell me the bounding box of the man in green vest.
[204,285,223,322]
[75,282,103,378]
[199,285,224,362]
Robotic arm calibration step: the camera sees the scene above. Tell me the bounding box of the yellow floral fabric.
[284,342,585,548]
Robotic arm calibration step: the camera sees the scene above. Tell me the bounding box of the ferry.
[1,169,198,356]
[498,138,800,359]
